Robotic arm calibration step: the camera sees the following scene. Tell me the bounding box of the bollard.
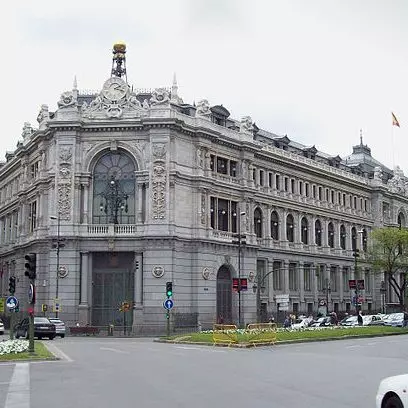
[108,324,114,336]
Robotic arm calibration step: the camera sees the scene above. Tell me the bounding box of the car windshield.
[34,318,50,324]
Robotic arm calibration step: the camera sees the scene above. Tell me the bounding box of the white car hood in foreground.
[376,374,408,408]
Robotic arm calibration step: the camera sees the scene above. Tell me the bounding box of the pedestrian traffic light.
[352,249,360,258]
[166,281,173,298]
[9,276,16,294]
[24,253,37,280]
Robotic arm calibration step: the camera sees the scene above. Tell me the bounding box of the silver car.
[48,318,66,338]
[0,318,4,335]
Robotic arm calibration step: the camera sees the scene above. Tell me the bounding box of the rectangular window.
[284,177,289,192]
[331,190,335,203]
[312,185,316,198]
[229,161,237,177]
[259,170,264,186]
[210,155,215,171]
[216,157,228,174]
[353,196,357,209]
[29,201,37,233]
[275,174,280,190]
[317,265,325,291]
[364,199,367,211]
[252,168,256,181]
[330,266,337,292]
[338,192,341,204]
[299,181,303,195]
[305,183,309,197]
[304,264,312,291]
[273,261,282,290]
[30,162,39,179]
[360,198,363,210]
[209,197,238,232]
[268,173,273,187]
[325,188,329,202]
[289,263,297,291]
[14,210,19,241]
[343,193,346,206]
[290,179,295,193]
[318,187,322,201]
[342,267,350,290]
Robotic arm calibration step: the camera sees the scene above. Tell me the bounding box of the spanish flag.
[392,112,400,127]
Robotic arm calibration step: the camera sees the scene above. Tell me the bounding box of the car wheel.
[38,336,42,340]
[15,334,20,339]
[383,395,403,408]
[49,335,55,340]
[60,334,65,339]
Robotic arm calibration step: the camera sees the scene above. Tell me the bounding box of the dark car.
[15,317,56,340]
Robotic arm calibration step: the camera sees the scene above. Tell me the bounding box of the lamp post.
[99,176,128,224]
[323,278,331,314]
[50,214,61,318]
[253,270,274,322]
[232,210,246,327]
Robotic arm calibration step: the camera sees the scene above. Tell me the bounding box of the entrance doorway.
[216,265,232,323]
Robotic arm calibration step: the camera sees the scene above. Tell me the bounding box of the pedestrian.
[403,311,408,328]
[283,316,291,329]
[357,311,363,326]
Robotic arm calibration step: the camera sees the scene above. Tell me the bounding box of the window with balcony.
[328,222,334,248]
[286,214,294,242]
[28,201,37,233]
[340,224,346,250]
[254,207,263,238]
[30,161,39,180]
[301,217,308,244]
[315,220,322,246]
[210,197,238,232]
[271,211,279,240]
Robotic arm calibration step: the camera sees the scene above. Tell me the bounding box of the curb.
[154,331,408,348]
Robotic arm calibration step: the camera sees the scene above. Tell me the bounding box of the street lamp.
[253,270,274,322]
[232,210,246,327]
[50,214,61,317]
[99,176,128,224]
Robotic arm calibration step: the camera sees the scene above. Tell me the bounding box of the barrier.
[212,324,238,345]
[246,323,277,345]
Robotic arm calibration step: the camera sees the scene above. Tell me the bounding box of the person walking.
[357,311,363,326]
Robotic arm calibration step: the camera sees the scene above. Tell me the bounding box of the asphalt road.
[1,334,407,408]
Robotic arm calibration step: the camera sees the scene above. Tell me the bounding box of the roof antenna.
[360,128,363,145]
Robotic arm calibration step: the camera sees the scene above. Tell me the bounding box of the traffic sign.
[28,283,35,304]
[6,296,18,310]
[163,299,174,310]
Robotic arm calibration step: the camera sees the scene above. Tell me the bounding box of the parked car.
[291,318,310,330]
[309,317,332,327]
[384,313,404,327]
[15,317,56,340]
[340,316,358,326]
[48,318,66,338]
[376,374,407,408]
[0,318,4,335]
[364,315,385,326]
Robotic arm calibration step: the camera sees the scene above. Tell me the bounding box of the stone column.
[283,260,289,294]
[83,182,89,224]
[299,261,304,310]
[78,252,90,325]
[339,265,344,303]
[137,183,144,223]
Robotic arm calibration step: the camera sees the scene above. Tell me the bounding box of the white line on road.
[100,347,129,354]
[45,343,74,362]
[0,381,10,385]
[4,363,30,408]
[345,345,362,349]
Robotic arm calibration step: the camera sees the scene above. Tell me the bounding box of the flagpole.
[391,123,395,170]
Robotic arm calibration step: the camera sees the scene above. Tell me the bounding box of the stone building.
[0,43,407,331]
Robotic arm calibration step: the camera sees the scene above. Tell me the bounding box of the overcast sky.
[1,0,407,172]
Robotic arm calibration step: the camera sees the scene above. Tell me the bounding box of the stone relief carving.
[81,77,148,119]
[201,193,206,224]
[57,91,77,108]
[59,146,72,163]
[152,266,165,278]
[196,148,204,168]
[240,116,254,133]
[150,88,170,106]
[152,143,166,160]
[387,166,408,195]
[152,164,166,219]
[373,166,383,182]
[59,167,71,179]
[142,99,150,109]
[58,184,72,221]
[195,99,211,118]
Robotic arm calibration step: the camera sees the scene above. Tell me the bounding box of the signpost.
[6,296,19,340]
[163,299,174,310]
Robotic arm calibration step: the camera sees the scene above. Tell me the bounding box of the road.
[1,334,407,408]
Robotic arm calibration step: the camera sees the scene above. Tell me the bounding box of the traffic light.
[9,276,16,294]
[166,281,173,298]
[24,253,37,280]
[352,249,360,258]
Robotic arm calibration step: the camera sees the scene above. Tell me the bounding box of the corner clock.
[102,77,128,102]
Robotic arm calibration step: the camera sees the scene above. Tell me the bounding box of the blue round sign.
[163,299,174,310]
[6,296,19,310]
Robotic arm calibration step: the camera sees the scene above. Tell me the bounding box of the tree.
[367,227,408,306]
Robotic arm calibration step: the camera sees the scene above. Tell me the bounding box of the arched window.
[398,212,405,229]
[351,227,357,251]
[271,211,279,240]
[328,222,334,248]
[286,214,294,242]
[92,150,136,224]
[315,220,322,246]
[340,224,346,250]
[254,207,263,238]
[301,217,308,244]
[362,228,368,252]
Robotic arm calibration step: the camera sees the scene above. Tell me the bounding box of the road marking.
[0,381,10,385]
[100,347,129,354]
[45,343,74,362]
[4,363,30,408]
[345,345,362,349]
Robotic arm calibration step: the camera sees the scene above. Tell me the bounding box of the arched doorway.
[216,265,232,323]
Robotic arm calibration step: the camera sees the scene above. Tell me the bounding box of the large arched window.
[254,208,263,238]
[92,150,136,224]
[271,211,279,240]
[351,227,357,251]
[286,214,294,242]
[315,220,322,246]
[328,222,334,248]
[340,224,346,250]
[398,212,405,229]
[301,217,308,244]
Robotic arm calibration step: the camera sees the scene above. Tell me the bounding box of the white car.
[376,374,408,408]
[48,318,66,338]
[0,319,4,335]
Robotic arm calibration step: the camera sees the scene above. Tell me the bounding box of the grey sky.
[1,0,407,171]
